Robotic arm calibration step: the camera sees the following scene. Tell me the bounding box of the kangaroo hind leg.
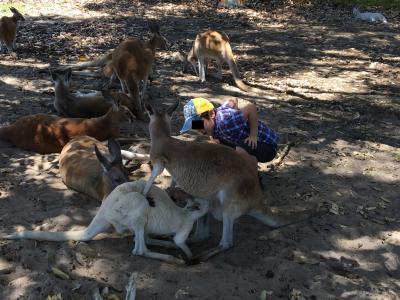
[198,56,206,82]
[132,226,184,264]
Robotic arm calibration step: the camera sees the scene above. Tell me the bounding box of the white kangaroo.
[2,179,209,264]
[353,7,388,23]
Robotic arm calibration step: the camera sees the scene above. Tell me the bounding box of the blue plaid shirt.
[213,103,279,145]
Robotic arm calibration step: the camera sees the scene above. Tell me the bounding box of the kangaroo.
[187,30,261,93]
[142,101,322,262]
[59,136,128,201]
[0,92,121,154]
[353,7,388,23]
[218,0,245,8]
[0,7,25,53]
[2,179,209,265]
[51,68,134,118]
[112,20,167,120]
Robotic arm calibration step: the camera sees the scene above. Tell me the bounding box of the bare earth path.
[0,1,399,299]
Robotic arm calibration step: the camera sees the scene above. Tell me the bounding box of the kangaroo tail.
[67,52,113,70]
[248,205,326,228]
[226,56,267,95]
[3,229,92,241]
[226,57,250,92]
[2,216,111,242]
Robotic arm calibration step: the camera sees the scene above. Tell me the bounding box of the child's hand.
[244,135,257,149]
[210,137,220,144]
[227,98,239,109]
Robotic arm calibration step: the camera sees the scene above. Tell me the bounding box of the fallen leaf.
[369,185,383,192]
[289,288,305,300]
[377,202,387,209]
[46,293,62,300]
[371,218,385,225]
[258,235,269,241]
[169,85,178,92]
[51,267,70,280]
[385,216,396,223]
[107,294,120,300]
[78,55,88,61]
[293,250,319,265]
[72,282,82,292]
[329,203,341,215]
[260,289,273,300]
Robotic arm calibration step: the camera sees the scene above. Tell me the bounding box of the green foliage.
[330,0,400,9]
[0,2,25,15]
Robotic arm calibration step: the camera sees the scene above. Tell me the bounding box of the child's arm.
[240,102,258,149]
[226,99,258,149]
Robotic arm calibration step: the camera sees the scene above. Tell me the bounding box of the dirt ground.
[0,0,399,299]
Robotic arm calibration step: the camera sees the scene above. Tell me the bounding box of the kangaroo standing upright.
[142,101,322,262]
[187,30,260,93]
[0,7,25,53]
[112,21,167,120]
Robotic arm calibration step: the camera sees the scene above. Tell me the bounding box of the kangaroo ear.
[166,99,179,117]
[49,68,58,82]
[10,7,25,21]
[65,68,72,83]
[107,139,122,164]
[95,145,112,171]
[101,89,114,102]
[102,90,120,111]
[144,102,154,116]
[148,20,160,35]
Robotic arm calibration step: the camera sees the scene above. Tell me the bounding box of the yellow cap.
[192,97,214,115]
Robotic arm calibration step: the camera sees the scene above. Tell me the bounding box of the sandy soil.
[0,1,399,299]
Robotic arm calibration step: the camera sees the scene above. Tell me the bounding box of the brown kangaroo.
[0,91,122,154]
[59,136,128,201]
[0,7,25,53]
[187,30,261,93]
[142,101,323,262]
[51,68,134,118]
[112,20,167,120]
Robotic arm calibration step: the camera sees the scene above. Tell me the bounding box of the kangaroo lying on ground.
[353,7,388,23]
[111,20,167,120]
[59,136,129,201]
[0,7,25,53]
[142,100,322,262]
[2,179,209,264]
[187,30,260,93]
[218,0,245,8]
[51,68,135,118]
[0,92,122,154]
[60,136,149,201]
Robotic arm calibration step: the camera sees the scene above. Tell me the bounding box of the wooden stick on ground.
[260,141,296,172]
[125,272,137,300]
